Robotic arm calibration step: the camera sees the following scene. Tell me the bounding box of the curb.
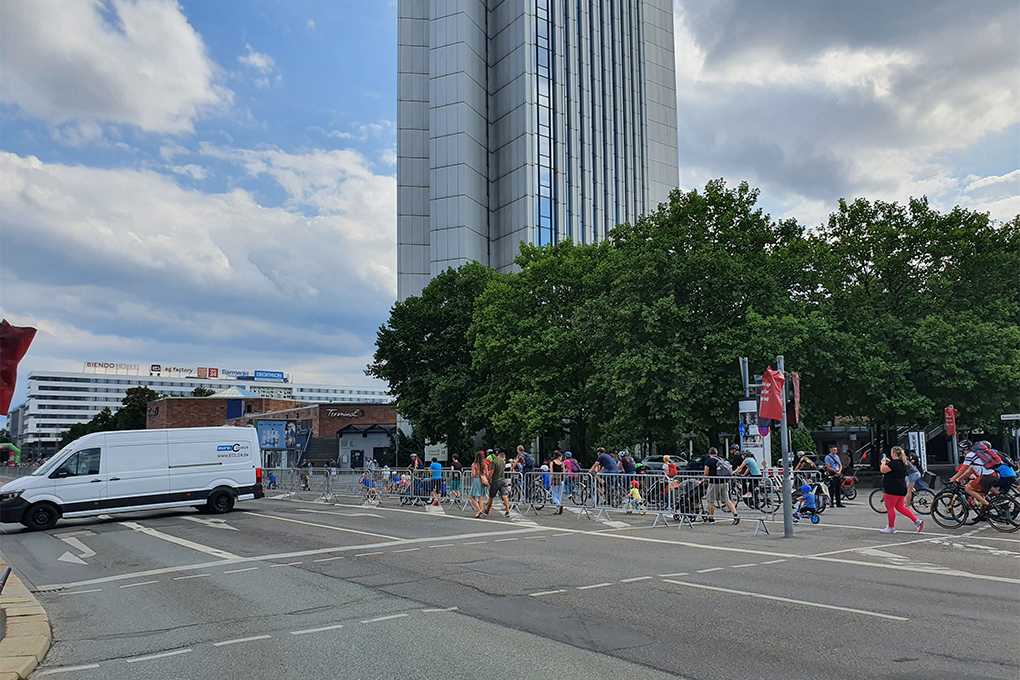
[0,553,52,680]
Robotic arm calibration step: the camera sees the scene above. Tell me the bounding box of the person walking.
[880,446,922,534]
[703,447,739,525]
[485,450,512,517]
[550,450,565,514]
[824,445,845,507]
[563,451,580,497]
[469,450,489,517]
[429,457,443,505]
[450,453,463,500]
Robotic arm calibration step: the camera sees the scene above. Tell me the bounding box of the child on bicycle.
[623,480,647,514]
[792,484,816,522]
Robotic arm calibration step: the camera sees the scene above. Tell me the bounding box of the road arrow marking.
[57,552,87,565]
[182,516,239,531]
[60,536,96,558]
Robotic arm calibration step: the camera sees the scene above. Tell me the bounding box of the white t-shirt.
[963,451,989,477]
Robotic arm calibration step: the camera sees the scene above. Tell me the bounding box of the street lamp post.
[685,433,697,459]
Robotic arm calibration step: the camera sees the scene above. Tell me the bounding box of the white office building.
[397,0,679,299]
[7,362,391,456]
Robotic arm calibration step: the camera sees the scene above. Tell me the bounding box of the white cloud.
[320,120,397,142]
[254,77,271,89]
[159,141,190,162]
[964,169,1020,192]
[238,44,275,74]
[0,0,232,135]
[170,164,207,180]
[307,20,315,30]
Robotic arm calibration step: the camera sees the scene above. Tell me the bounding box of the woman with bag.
[470,450,489,518]
[880,446,922,534]
[550,450,565,514]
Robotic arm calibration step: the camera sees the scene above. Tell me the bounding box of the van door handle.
[91,479,104,483]
[109,477,121,481]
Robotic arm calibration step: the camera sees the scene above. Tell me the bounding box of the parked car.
[639,456,688,473]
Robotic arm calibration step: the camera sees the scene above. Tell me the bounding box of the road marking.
[58,589,103,596]
[57,552,87,565]
[429,544,454,548]
[760,559,787,565]
[249,512,400,541]
[661,580,908,621]
[730,564,756,569]
[60,536,96,558]
[553,532,573,537]
[312,556,345,563]
[529,589,566,597]
[658,572,689,577]
[224,567,259,573]
[355,552,382,557]
[182,516,238,531]
[463,541,487,545]
[126,649,192,663]
[270,561,303,567]
[620,576,652,583]
[361,613,408,623]
[423,607,458,613]
[577,582,612,590]
[290,624,344,635]
[493,537,518,542]
[696,567,724,573]
[392,548,420,553]
[120,521,239,560]
[34,665,101,675]
[809,536,936,558]
[523,535,545,539]
[173,573,210,580]
[120,580,159,588]
[214,634,272,646]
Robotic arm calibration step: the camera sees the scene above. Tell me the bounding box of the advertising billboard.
[258,419,312,451]
[254,370,285,381]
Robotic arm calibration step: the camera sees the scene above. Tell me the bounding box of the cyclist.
[733,450,762,501]
[978,440,1017,498]
[949,440,999,508]
[589,447,620,504]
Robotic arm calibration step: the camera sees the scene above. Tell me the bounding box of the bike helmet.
[958,439,973,450]
[597,447,607,454]
[631,480,640,488]
[564,451,572,458]
[741,450,753,457]
[800,484,811,493]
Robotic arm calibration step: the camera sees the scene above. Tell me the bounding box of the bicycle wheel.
[815,490,827,514]
[910,488,935,515]
[842,484,857,501]
[930,491,968,529]
[985,495,1020,533]
[531,483,546,511]
[869,488,886,514]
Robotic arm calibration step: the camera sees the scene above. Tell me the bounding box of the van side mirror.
[51,470,70,479]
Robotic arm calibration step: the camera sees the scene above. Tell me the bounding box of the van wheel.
[207,491,235,514]
[22,502,60,531]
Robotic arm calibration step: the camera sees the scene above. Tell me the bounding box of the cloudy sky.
[1,0,1017,408]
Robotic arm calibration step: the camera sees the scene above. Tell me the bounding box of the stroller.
[671,478,705,520]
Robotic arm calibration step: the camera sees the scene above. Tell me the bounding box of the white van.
[0,427,264,530]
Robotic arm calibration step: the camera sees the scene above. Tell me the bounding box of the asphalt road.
[1,490,1017,680]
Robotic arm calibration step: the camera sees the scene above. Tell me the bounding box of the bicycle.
[565,477,589,505]
[869,481,935,515]
[931,482,1020,533]
[840,472,858,500]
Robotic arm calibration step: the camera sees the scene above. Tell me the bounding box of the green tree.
[368,262,499,454]
[191,387,216,397]
[114,386,161,430]
[57,407,118,448]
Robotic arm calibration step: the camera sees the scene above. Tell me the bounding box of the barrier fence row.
[263,467,809,533]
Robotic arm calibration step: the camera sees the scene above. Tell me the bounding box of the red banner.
[0,320,37,416]
[758,366,786,421]
[944,406,958,436]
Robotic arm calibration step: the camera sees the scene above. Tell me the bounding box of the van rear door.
[106,430,169,510]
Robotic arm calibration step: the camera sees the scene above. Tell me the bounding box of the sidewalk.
[0,552,52,680]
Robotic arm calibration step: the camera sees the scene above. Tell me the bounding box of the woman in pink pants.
[879,446,922,534]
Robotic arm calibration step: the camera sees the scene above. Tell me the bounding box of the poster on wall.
[738,399,770,468]
[259,419,312,452]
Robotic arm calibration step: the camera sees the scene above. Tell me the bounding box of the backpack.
[992,449,1016,471]
[972,446,1003,470]
[567,458,580,473]
[520,452,534,468]
[665,462,678,477]
[715,457,733,477]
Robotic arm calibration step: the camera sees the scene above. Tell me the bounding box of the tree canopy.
[58,386,163,448]
[371,181,1019,464]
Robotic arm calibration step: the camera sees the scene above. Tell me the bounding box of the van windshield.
[32,444,74,477]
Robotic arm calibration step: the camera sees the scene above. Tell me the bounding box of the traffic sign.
[1001,413,1020,421]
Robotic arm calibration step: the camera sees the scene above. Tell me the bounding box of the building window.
[536,0,555,247]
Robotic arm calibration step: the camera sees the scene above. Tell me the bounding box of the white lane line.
[730,564,757,569]
[173,574,210,580]
[213,634,272,647]
[493,538,518,542]
[809,536,937,558]
[661,580,908,621]
[658,572,689,577]
[249,512,400,541]
[270,562,303,568]
[126,649,192,663]
[553,532,572,537]
[34,664,101,676]
[529,589,567,597]
[423,607,458,613]
[429,544,455,548]
[120,580,159,589]
[119,521,239,560]
[760,559,787,565]
[224,567,259,574]
[620,576,652,583]
[312,556,345,563]
[463,541,487,545]
[577,582,612,590]
[290,623,344,635]
[355,552,383,557]
[58,589,103,595]
[392,548,421,553]
[361,613,408,623]
[523,535,545,539]
[696,567,724,573]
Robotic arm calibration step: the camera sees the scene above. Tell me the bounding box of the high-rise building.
[397,0,679,299]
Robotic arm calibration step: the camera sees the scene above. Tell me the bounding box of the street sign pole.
[778,356,793,538]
